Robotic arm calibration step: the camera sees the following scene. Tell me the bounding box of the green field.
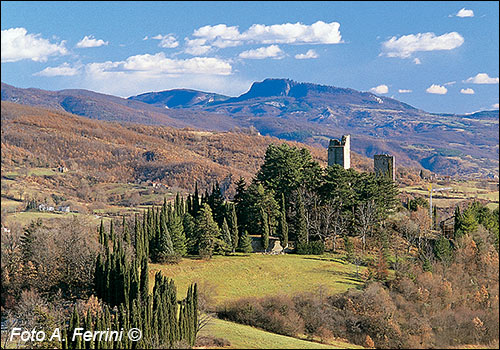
[199,317,362,349]
[151,253,363,307]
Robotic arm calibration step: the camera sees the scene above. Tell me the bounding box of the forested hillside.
[1,101,372,193]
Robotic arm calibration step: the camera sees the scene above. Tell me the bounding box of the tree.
[168,214,187,256]
[256,143,322,206]
[237,230,253,253]
[355,200,377,252]
[218,218,233,255]
[227,204,239,252]
[260,208,269,251]
[195,204,220,259]
[277,194,288,248]
[295,191,308,250]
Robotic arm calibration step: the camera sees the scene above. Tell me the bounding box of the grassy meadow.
[198,317,362,349]
[150,253,364,307]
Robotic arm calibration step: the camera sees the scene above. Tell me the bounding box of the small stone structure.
[251,236,285,254]
[374,154,395,181]
[328,135,351,169]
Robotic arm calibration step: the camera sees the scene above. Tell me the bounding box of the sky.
[1,1,499,114]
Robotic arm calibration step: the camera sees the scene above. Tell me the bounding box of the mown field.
[153,253,364,349]
[150,253,364,307]
[198,317,362,349]
[401,180,499,210]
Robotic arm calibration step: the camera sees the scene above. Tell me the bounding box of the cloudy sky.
[1,1,498,113]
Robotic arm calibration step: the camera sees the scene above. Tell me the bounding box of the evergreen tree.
[434,235,453,264]
[278,193,289,248]
[237,230,253,253]
[196,204,220,259]
[123,215,130,243]
[156,219,175,263]
[260,208,269,251]
[168,213,187,256]
[227,204,239,252]
[219,218,232,254]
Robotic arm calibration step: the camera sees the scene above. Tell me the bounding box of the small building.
[251,236,285,254]
[328,135,351,169]
[57,205,70,213]
[38,203,54,212]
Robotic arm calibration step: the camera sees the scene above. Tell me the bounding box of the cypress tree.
[140,256,149,301]
[193,182,200,216]
[227,204,239,253]
[123,215,130,243]
[278,194,288,248]
[260,208,269,251]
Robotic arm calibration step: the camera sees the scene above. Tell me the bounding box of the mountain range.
[2,79,498,177]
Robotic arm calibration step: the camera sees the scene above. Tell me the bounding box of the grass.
[151,253,363,307]
[198,317,362,349]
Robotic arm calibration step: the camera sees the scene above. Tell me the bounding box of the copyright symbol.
[127,328,142,341]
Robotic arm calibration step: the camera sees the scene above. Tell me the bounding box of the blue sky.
[1,1,498,114]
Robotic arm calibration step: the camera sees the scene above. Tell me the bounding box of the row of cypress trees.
[64,201,199,349]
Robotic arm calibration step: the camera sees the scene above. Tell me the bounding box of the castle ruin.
[374,154,395,181]
[328,135,350,169]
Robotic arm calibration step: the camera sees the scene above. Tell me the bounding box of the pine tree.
[156,219,175,263]
[219,218,232,255]
[196,204,220,259]
[238,230,253,253]
[168,213,187,256]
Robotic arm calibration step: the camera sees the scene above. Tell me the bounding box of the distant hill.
[2,80,498,177]
[1,101,373,194]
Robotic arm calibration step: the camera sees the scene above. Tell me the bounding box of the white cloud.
[1,27,68,62]
[295,49,319,59]
[492,103,499,109]
[187,21,342,55]
[444,81,456,86]
[34,62,80,77]
[193,24,242,48]
[150,34,179,48]
[426,84,447,94]
[370,84,389,94]
[381,32,464,58]
[76,35,108,48]
[242,21,342,44]
[239,45,284,59]
[413,58,421,65]
[87,52,232,76]
[460,88,475,94]
[398,89,412,93]
[465,73,499,84]
[456,8,474,17]
[184,38,212,55]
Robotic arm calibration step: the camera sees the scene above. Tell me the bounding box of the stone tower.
[374,154,395,181]
[328,135,350,169]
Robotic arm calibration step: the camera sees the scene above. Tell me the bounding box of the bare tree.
[355,200,377,253]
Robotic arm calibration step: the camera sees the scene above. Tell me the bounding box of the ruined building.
[374,154,396,181]
[328,135,350,169]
